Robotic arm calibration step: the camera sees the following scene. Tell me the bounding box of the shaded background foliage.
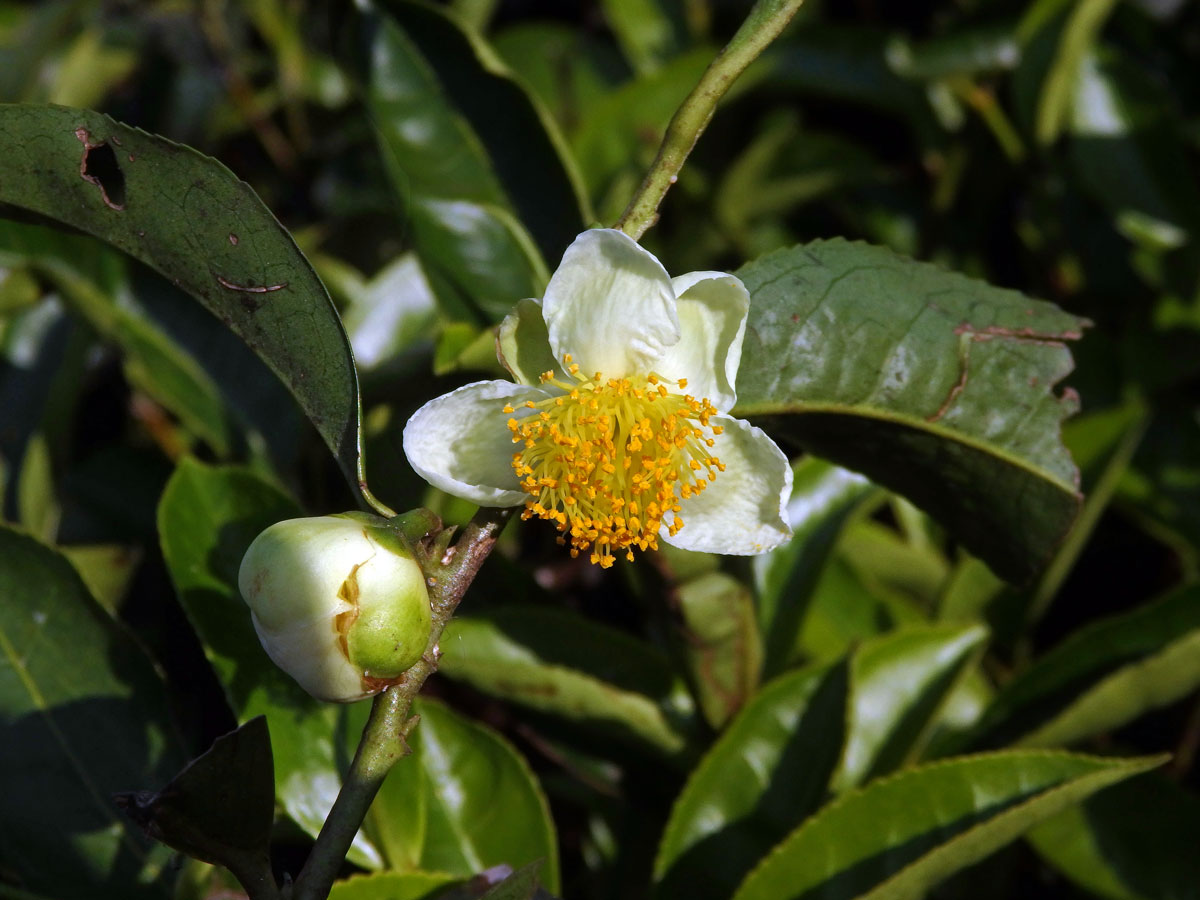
[1,1,1198,899]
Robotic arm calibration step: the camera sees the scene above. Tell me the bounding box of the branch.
[614,0,807,240]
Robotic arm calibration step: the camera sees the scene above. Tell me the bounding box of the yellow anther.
[506,367,722,566]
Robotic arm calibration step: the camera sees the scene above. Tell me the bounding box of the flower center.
[504,356,725,568]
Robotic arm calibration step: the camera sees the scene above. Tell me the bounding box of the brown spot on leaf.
[74,128,126,210]
[229,233,239,245]
[216,274,286,294]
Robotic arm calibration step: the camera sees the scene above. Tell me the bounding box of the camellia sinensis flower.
[403,229,793,567]
[239,514,431,702]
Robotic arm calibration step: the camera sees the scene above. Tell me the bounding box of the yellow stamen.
[508,359,722,568]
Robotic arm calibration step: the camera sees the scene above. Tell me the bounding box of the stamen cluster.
[505,356,725,567]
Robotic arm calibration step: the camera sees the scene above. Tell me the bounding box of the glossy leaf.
[380,1,590,259]
[752,458,875,674]
[363,15,546,323]
[156,458,382,869]
[962,585,1200,750]
[734,239,1087,584]
[731,751,1163,900]
[834,623,988,791]
[439,606,693,754]
[0,525,182,898]
[654,661,850,899]
[0,104,367,494]
[1028,773,1200,900]
[676,571,762,730]
[1067,49,1200,249]
[411,698,559,893]
[328,871,457,900]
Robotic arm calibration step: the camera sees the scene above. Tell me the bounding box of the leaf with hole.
[734,239,1087,583]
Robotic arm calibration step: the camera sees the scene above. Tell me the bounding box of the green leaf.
[115,718,275,895]
[734,239,1087,584]
[885,24,1021,81]
[362,14,548,323]
[380,1,590,260]
[1028,773,1200,900]
[834,623,988,791]
[411,698,559,893]
[156,458,383,869]
[0,525,182,898]
[600,0,681,75]
[438,606,693,755]
[730,751,1163,900]
[1034,0,1120,146]
[477,860,544,900]
[0,104,370,499]
[676,572,762,730]
[328,871,457,900]
[654,661,849,899]
[0,220,234,456]
[961,585,1200,750]
[752,458,875,674]
[1067,48,1200,249]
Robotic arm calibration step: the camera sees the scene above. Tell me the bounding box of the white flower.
[403,229,793,567]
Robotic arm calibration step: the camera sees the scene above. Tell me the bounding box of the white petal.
[403,380,548,507]
[496,298,564,386]
[656,272,749,412]
[663,415,793,555]
[543,229,679,377]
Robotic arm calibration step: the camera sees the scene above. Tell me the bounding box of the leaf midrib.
[734,400,1080,495]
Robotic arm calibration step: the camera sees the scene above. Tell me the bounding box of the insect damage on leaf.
[74,128,126,210]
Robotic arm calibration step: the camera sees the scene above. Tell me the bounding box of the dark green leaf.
[477,860,543,900]
[439,606,693,755]
[1028,773,1200,900]
[885,24,1021,81]
[654,661,849,900]
[0,220,234,456]
[730,751,1163,900]
[961,585,1200,751]
[0,525,182,898]
[0,104,368,496]
[734,239,1087,584]
[114,718,274,895]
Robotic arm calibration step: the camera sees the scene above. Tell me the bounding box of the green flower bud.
[238,515,431,702]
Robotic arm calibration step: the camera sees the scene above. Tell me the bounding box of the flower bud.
[238,514,431,702]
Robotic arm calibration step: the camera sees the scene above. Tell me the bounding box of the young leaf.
[0,104,370,499]
[734,239,1088,583]
[833,623,988,791]
[438,606,694,755]
[328,871,457,900]
[961,584,1200,751]
[731,751,1163,900]
[654,661,849,899]
[0,525,183,898]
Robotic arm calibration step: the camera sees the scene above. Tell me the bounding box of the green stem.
[614,0,806,240]
[290,506,513,900]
